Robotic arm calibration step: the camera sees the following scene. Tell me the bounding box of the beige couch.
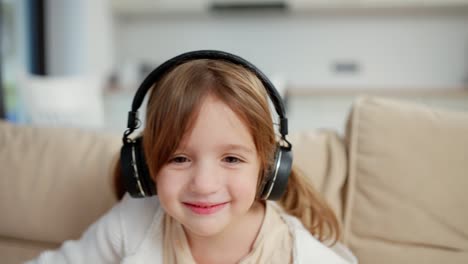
[1,96,467,264]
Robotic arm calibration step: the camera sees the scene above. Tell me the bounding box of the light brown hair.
[113,59,340,244]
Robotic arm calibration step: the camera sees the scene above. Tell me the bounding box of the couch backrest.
[0,123,349,229]
[343,96,468,264]
[0,121,121,262]
[289,131,348,224]
[0,121,349,263]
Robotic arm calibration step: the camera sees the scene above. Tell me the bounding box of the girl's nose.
[189,161,221,195]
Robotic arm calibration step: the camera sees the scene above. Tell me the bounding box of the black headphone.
[120,50,292,200]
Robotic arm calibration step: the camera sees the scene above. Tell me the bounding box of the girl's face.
[155,94,262,238]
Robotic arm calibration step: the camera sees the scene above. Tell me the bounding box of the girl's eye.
[223,156,242,164]
[170,156,190,164]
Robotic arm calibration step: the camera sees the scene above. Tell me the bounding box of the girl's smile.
[183,201,230,215]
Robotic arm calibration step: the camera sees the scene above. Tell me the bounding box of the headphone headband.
[125,50,289,140]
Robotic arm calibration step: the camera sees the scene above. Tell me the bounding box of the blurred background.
[1,0,468,135]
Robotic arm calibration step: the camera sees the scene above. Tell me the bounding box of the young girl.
[27,51,356,264]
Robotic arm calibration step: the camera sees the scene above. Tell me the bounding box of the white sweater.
[27,195,357,264]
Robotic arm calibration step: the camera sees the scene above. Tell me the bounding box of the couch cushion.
[0,121,120,244]
[343,96,468,263]
[289,131,347,224]
[0,237,58,264]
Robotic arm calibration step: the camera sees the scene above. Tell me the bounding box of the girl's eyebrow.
[220,144,255,154]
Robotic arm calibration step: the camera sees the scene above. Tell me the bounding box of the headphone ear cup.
[120,136,156,198]
[260,146,293,200]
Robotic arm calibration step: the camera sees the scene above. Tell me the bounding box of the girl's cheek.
[231,171,258,193]
[155,172,173,191]
[159,172,189,192]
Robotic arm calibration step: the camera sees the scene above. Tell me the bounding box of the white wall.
[114,12,468,89]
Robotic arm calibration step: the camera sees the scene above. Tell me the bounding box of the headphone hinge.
[127,111,139,129]
[281,137,292,151]
[279,117,288,136]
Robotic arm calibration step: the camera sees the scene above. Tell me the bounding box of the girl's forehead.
[176,95,256,151]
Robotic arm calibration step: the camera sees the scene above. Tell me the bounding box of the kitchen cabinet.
[112,0,209,15]
[112,0,468,15]
[357,0,468,8]
[290,0,468,9]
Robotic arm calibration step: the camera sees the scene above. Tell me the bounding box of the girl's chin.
[182,221,228,238]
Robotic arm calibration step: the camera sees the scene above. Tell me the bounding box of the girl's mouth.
[183,202,229,215]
